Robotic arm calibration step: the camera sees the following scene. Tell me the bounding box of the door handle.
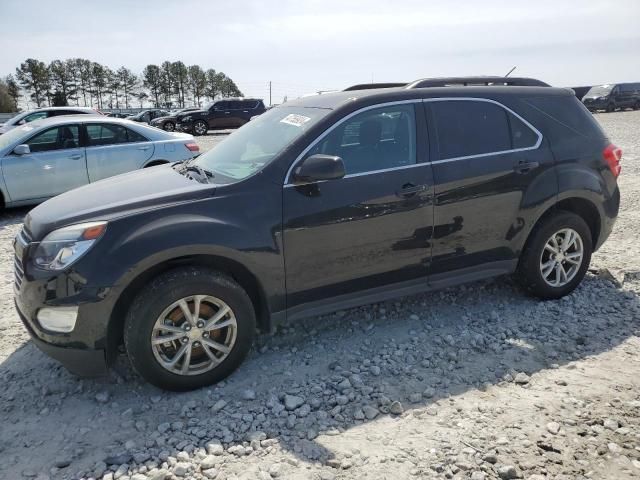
[224,112,230,114]
[397,183,427,198]
[138,146,151,151]
[68,154,82,160]
[513,161,539,174]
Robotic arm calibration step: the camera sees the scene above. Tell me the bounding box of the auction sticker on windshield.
[280,114,311,127]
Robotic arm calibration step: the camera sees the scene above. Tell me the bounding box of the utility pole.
[269,81,272,107]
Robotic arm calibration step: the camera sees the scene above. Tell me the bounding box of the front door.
[2,124,88,202]
[282,102,434,313]
[209,101,231,128]
[425,98,554,282]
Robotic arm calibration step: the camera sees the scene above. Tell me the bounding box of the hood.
[177,110,206,119]
[151,115,177,123]
[25,165,215,240]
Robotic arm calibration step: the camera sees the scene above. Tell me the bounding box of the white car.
[0,115,199,208]
[0,106,100,135]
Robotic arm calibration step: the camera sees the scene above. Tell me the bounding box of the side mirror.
[292,154,345,184]
[13,144,30,155]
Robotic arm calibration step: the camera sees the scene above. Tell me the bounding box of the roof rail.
[343,82,407,91]
[406,77,550,88]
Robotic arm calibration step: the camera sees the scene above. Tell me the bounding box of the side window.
[21,111,48,124]
[214,101,228,111]
[308,104,416,175]
[86,124,146,146]
[228,101,244,110]
[25,125,80,152]
[430,100,537,159]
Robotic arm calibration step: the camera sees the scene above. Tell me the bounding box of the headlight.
[181,116,192,122]
[33,221,107,271]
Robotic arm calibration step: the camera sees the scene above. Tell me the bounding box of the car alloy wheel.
[151,295,237,376]
[539,228,584,287]
[194,121,208,135]
[164,122,175,132]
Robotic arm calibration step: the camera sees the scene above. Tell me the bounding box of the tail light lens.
[185,142,200,153]
[603,144,622,178]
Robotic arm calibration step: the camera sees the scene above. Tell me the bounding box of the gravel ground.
[0,112,639,480]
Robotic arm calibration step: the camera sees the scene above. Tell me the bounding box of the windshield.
[3,111,28,126]
[193,106,329,182]
[0,123,36,150]
[586,84,613,97]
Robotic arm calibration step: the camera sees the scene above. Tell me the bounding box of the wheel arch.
[106,253,269,364]
[143,159,170,168]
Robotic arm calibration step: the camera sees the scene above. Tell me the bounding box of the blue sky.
[1,0,639,103]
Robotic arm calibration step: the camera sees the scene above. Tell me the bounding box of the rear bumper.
[15,300,108,376]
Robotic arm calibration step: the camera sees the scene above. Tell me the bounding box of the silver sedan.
[0,115,200,208]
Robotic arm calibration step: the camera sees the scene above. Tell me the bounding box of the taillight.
[185,142,200,153]
[603,143,622,178]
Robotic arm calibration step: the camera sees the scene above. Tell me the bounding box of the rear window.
[524,96,606,139]
[430,100,537,160]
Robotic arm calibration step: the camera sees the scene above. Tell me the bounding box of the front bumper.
[15,301,108,376]
[13,231,116,376]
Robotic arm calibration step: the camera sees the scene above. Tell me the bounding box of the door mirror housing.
[13,144,30,155]
[292,154,346,184]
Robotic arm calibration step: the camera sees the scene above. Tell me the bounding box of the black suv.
[176,98,266,135]
[14,77,621,390]
[583,83,640,112]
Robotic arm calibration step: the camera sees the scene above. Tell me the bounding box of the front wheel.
[124,268,256,391]
[193,120,208,136]
[606,103,615,113]
[516,211,592,299]
[163,121,175,132]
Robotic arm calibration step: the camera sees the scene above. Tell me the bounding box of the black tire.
[606,103,615,113]
[633,102,640,111]
[124,267,255,391]
[163,121,175,132]
[193,120,208,136]
[516,211,592,300]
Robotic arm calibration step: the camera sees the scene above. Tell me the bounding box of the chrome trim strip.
[283,96,543,185]
[283,99,422,185]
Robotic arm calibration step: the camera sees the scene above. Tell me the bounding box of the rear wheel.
[193,120,208,136]
[516,211,592,299]
[606,103,615,112]
[124,267,255,391]
[163,121,175,132]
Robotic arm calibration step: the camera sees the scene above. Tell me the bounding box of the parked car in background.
[13,77,620,390]
[0,116,198,208]
[129,109,170,124]
[176,98,266,135]
[583,83,640,112]
[150,107,199,132]
[107,112,133,119]
[0,107,100,134]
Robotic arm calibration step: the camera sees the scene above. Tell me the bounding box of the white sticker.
[280,114,311,127]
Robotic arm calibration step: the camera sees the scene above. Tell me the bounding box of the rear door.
[84,122,154,181]
[2,124,88,201]
[282,101,434,313]
[425,98,552,283]
[209,101,230,128]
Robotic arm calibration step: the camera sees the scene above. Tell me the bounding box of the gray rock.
[604,418,619,430]
[408,393,422,403]
[104,454,132,465]
[268,463,283,477]
[173,463,190,477]
[514,373,530,384]
[211,399,227,412]
[206,441,224,456]
[389,401,404,415]
[497,465,518,480]
[363,405,379,419]
[284,394,304,411]
[95,391,110,403]
[241,389,256,400]
[482,452,498,464]
[202,469,219,479]
[370,366,381,376]
[200,455,218,469]
[546,421,561,435]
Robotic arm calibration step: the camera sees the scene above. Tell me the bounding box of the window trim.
[283,99,422,185]
[84,122,149,147]
[22,124,81,153]
[425,97,542,164]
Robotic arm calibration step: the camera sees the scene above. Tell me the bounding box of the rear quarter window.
[524,96,606,139]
